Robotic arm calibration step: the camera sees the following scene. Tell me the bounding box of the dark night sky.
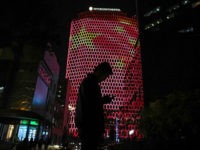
[0,0,135,58]
[0,0,136,75]
[1,0,199,99]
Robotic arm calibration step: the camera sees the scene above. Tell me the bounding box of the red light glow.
[65,11,144,139]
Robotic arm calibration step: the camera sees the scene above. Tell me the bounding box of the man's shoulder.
[80,74,97,89]
[82,74,95,83]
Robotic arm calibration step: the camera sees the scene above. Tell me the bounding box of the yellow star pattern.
[70,27,100,50]
[115,26,125,33]
[118,18,133,25]
[115,58,125,69]
[130,49,136,57]
[129,37,137,46]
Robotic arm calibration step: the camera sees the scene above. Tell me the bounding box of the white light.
[68,104,75,111]
[129,129,134,135]
[89,6,93,11]
[192,1,200,8]
[156,7,160,12]
[53,145,60,148]
[90,7,121,12]
[183,0,189,5]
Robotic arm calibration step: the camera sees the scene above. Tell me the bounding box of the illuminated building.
[0,44,60,142]
[51,78,67,144]
[64,10,144,140]
[140,0,200,33]
[138,0,200,99]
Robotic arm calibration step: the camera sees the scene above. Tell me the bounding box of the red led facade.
[65,11,144,140]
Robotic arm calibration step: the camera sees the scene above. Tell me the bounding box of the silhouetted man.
[75,62,114,150]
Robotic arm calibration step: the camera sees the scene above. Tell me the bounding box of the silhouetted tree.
[139,89,200,141]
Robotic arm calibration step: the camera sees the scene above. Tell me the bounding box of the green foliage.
[139,89,200,140]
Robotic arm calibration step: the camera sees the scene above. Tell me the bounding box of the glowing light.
[192,1,200,8]
[115,26,125,33]
[30,120,39,126]
[6,125,14,140]
[115,58,125,69]
[129,129,134,135]
[89,6,93,11]
[89,7,121,12]
[53,145,60,148]
[20,120,29,125]
[68,104,75,111]
[65,11,144,140]
[69,27,100,50]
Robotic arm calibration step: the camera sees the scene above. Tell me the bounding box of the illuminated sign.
[32,76,48,117]
[20,120,39,126]
[38,61,52,86]
[20,120,29,125]
[89,7,121,12]
[30,120,39,126]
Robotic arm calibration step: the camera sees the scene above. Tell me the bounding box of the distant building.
[140,0,199,33]
[0,43,60,142]
[51,78,67,144]
[137,0,200,101]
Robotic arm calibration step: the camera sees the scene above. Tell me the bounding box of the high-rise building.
[64,10,144,140]
[137,0,200,99]
[140,0,199,33]
[51,78,67,144]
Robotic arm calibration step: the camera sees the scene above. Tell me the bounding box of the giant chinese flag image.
[64,11,144,140]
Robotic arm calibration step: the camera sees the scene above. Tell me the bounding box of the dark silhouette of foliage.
[139,89,200,141]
